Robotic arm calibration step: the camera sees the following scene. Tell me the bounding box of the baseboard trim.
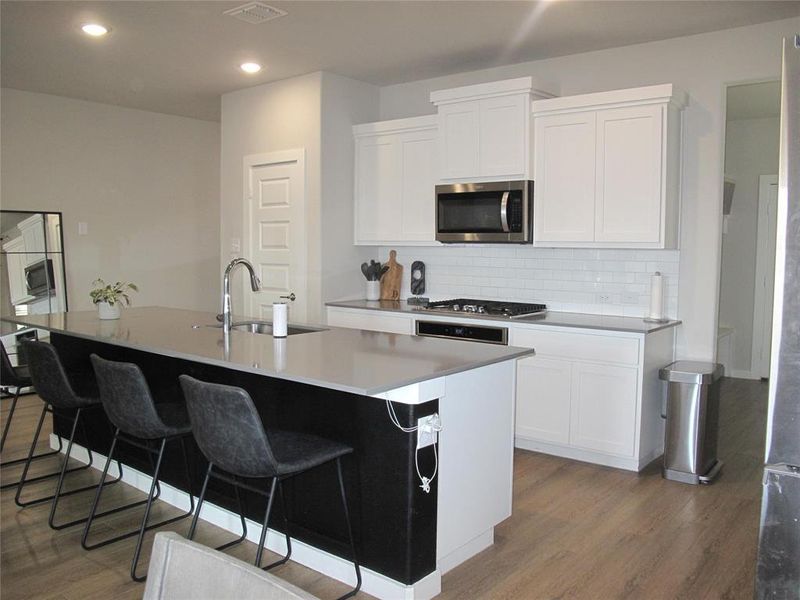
[515,437,640,472]
[438,528,493,575]
[49,434,441,599]
[728,370,761,380]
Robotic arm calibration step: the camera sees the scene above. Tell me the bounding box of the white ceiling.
[727,81,782,120]
[2,1,798,122]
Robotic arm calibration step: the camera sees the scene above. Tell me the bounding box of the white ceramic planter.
[97,301,121,320]
[366,280,381,301]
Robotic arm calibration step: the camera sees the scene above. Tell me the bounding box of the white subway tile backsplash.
[378,246,680,319]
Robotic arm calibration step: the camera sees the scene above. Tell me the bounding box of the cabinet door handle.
[280,293,296,302]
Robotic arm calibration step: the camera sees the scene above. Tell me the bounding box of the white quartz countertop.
[1,307,534,397]
[327,300,681,334]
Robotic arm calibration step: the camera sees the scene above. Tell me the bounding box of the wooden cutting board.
[380,250,403,300]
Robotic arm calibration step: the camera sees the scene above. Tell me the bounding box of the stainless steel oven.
[415,320,508,345]
[435,180,533,243]
[24,258,55,298]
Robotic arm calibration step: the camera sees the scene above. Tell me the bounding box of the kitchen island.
[1,307,534,599]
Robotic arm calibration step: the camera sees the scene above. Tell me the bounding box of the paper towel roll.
[648,272,664,321]
[272,302,288,337]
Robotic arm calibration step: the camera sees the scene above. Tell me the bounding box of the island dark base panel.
[50,333,439,585]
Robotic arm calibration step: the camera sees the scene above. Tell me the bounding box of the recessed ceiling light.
[240,62,262,74]
[81,23,109,37]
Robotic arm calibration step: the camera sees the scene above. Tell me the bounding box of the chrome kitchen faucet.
[221,258,260,333]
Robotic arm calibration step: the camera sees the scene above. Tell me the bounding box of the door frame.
[242,148,307,321]
[751,173,779,379]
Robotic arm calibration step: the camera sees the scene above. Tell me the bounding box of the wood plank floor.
[1,377,767,599]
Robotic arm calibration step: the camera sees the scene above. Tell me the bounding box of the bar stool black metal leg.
[0,388,20,452]
[187,462,212,541]
[262,479,292,571]
[188,464,248,552]
[14,408,97,507]
[254,478,278,569]
[0,404,70,490]
[130,438,167,582]
[0,425,62,469]
[218,475,249,551]
[47,414,124,530]
[335,457,362,600]
[81,433,195,582]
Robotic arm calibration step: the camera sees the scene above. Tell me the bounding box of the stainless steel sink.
[193,321,326,336]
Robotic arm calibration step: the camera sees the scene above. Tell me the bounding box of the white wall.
[220,71,380,324]
[379,246,679,319]
[719,116,780,373]
[320,73,380,304]
[377,17,799,361]
[220,73,323,321]
[0,89,220,312]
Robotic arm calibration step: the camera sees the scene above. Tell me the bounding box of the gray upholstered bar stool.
[12,340,126,529]
[1,341,33,453]
[84,354,196,582]
[0,341,65,482]
[179,375,362,600]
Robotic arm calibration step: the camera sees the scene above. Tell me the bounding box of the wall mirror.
[1,210,68,363]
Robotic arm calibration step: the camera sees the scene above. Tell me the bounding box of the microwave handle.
[500,191,510,233]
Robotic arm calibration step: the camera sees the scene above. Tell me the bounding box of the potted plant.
[89,279,138,320]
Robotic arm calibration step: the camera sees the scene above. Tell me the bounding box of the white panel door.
[752,174,779,378]
[533,112,596,243]
[438,101,479,180]
[516,356,572,444]
[570,362,638,456]
[245,150,307,323]
[399,129,437,241]
[595,105,664,243]
[355,136,401,242]
[479,94,526,177]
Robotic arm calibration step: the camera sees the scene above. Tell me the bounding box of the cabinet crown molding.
[353,114,437,137]
[430,76,555,106]
[532,83,688,117]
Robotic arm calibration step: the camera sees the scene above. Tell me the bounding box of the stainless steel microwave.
[435,180,533,243]
[24,258,55,298]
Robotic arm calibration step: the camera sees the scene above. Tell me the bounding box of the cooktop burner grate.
[424,298,547,318]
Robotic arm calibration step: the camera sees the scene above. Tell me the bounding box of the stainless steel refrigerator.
[755,34,800,599]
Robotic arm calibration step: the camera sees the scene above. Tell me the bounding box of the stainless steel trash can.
[658,361,724,484]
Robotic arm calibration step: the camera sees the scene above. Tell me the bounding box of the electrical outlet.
[622,292,639,304]
[417,414,440,449]
[597,293,612,304]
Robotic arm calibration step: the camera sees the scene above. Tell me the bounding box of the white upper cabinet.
[534,112,596,242]
[437,101,479,179]
[354,116,438,245]
[18,213,47,265]
[431,77,554,182]
[533,84,686,248]
[2,236,33,305]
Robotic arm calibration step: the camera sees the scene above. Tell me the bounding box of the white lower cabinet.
[326,307,413,335]
[515,356,571,444]
[512,325,671,472]
[569,362,638,456]
[325,305,674,472]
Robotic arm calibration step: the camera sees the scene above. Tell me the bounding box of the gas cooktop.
[423,298,547,319]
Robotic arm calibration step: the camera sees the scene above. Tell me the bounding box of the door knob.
[280,293,296,302]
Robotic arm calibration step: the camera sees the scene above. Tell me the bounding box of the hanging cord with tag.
[385,400,443,493]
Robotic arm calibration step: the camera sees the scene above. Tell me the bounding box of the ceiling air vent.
[223,2,287,24]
